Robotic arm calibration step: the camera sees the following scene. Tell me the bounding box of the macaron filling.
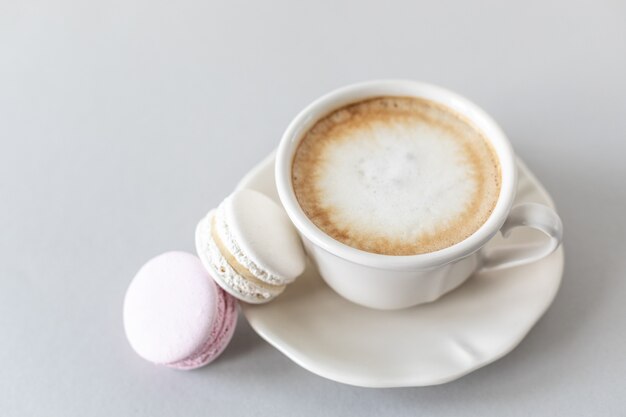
[197,211,285,302]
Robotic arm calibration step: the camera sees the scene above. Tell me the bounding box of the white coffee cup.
[275,80,563,310]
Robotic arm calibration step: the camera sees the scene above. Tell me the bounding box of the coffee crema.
[291,96,501,256]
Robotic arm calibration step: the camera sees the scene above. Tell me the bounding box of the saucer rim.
[238,154,564,388]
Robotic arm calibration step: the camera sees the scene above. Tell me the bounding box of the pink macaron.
[123,251,237,370]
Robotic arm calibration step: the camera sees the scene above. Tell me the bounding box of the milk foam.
[292,97,501,255]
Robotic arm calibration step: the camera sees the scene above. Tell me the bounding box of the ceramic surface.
[274,80,562,309]
[237,153,564,387]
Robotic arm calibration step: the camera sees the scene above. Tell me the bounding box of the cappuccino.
[291,96,501,256]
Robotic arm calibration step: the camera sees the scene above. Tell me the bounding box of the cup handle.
[479,203,563,272]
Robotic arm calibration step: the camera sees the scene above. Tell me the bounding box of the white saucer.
[236,152,564,388]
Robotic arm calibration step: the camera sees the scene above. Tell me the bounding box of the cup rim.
[275,79,517,270]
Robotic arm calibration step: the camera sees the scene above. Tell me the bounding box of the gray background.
[1,0,625,415]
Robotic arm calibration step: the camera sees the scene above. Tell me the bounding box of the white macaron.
[196,189,306,303]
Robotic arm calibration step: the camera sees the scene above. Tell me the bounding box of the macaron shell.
[195,212,285,304]
[223,189,306,285]
[123,252,219,365]
[167,287,238,369]
[213,206,289,287]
